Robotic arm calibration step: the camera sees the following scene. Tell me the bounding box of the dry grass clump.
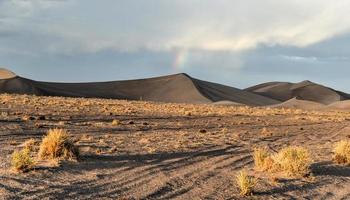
[11,148,34,172]
[261,127,273,137]
[236,169,257,196]
[38,129,79,160]
[22,139,36,152]
[253,146,311,177]
[112,119,120,126]
[253,147,274,171]
[333,140,350,165]
[272,146,311,176]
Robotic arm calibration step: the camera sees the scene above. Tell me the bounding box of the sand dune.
[246,80,350,105]
[4,68,350,107]
[212,100,244,106]
[0,69,279,106]
[327,100,350,110]
[0,68,16,79]
[269,97,326,110]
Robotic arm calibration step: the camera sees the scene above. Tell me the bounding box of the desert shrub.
[236,169,256,196]
[253,146,311,177]
[22,139,36,152]
[112,119,120,126]
[253,147,273,171]
[38,129,79,160]
[11,148,34,172]
[333,140,350,165]
[272,146,311,176]
[261,127,272,137]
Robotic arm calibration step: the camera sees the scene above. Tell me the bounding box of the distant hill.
[245,80,350,105]
[0,69,279,106]
[269,97,325,110]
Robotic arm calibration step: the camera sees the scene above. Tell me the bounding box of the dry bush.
[22,139,36,152]
[253,147,274,171]
[333,140,350,165]
[253,146,311,177]
[38,129,79,160]
[236,169,256,196]
[272,146,311,176]
[261,127,273,137]
[112,119,120,126]
[11,148,34,172]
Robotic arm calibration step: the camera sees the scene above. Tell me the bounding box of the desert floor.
[1,94,350,199]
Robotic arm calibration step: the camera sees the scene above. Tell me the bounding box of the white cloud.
[1,0,350,54]
[281,55,318,63]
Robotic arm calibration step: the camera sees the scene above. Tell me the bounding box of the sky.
[1,0,350,91]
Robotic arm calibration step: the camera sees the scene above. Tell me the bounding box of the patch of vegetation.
[22,139,36,152]
[38,129,79,160]
[333,140,350,165]
[261,127,273,137]
[272,146,311,176]
[253,146,311,177]
[236,169,256,196]
[11,148,34,172]
[112,119,120,126]
[253,147,273,171]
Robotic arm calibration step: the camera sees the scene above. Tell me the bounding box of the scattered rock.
[199,129,207,133]
[22,116,35,121]
[37,116,46,120]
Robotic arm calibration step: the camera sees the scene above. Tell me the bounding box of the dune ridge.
[269,97,326,110]
[0,69,278,106]
[246,80,350,105]
[3,68,350,108]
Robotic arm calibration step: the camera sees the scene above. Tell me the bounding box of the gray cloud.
[2,0,350,53]
[1,1,350,92]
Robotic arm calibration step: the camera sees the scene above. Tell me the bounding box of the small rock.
[199,129,207,133]
[37,116,46,120]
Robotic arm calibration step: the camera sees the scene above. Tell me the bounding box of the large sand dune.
[246,80,350,105]
[269,97,326,110]
[0,69,279,106]
[327,100,350,110]
[4,68,350,107]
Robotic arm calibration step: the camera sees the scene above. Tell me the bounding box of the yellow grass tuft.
[38,129,79,160]
[22,139,36,152]
[11,148,34,172]
[272,146,311,176]
[253,147,273,171]
[236,169,256,196]
[112,119,120,126]
[261,127,272,137]
[333,140,350,165]
[253,146,311,177]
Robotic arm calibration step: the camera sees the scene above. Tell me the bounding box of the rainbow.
[172,49,189,72]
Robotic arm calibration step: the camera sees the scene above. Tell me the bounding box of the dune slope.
[269,97,325,110]
[0,69,278,105]
[245,80,350,105]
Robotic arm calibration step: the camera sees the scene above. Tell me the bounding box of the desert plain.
[1,93,350,199]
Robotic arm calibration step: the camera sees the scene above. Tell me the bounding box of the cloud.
[2,0,350,54]
[281,55,318,63]
[1,0,350,92]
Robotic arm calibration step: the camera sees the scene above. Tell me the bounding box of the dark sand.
[0,69,278,106]
[246,80,350,105]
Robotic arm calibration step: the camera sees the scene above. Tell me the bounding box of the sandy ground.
[1,94,350,199]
